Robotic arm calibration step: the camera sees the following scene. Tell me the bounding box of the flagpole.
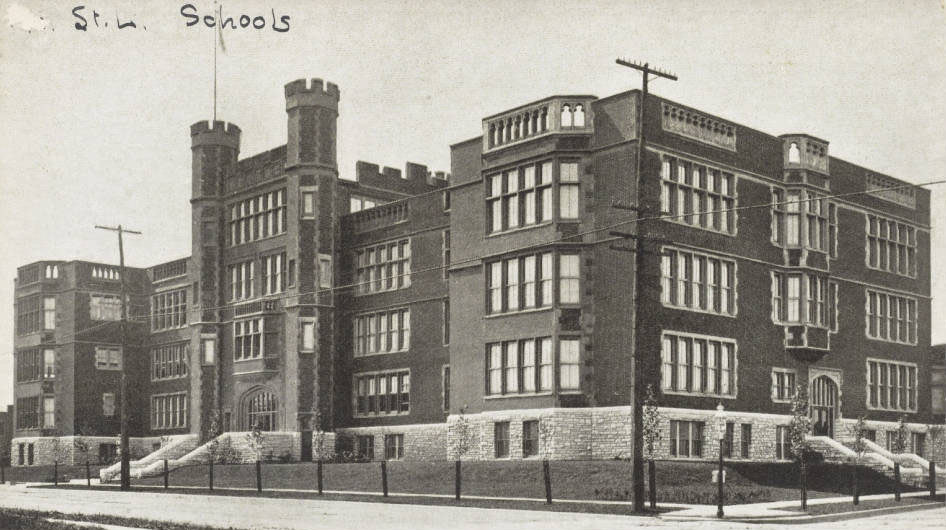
[213,1,217,121]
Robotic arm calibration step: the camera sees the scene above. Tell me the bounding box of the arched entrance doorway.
[242,388,279,431]
[810,376,838,437]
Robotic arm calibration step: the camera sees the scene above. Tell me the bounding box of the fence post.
[852,463,859,505]
[256,460,262,493]
[163,459,168,489]
[894,462,901,501]
[1,459,5,484]
[543,459,552,505]
[317,459,323,495]
[54,461,58,487]
[648,459,656,510]
[929,461,936,500]
[209,458,214,491]
[381,461,388,497]
[86,461,91,488]
[455,460,461,501]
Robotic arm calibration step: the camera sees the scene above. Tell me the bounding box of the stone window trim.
[151,391,188,431]
[485,337,555,396]
[669,420,705,458]
[151,341,190,381]
[353,369,410,418]
[151,288,187,331]
[384,433,405,460]
[770,368,797,404]
[770,187,836,256]
[864,288,917,345]
[352,307,410,357]
[228,188,287,247]
[660,330,737,399]
[233,317,265,361]
[300,185,318,219]
[770,271,836,330]
[660,246,737,318]
[659,154,738,237]
[94,346,122,371]
[299,318,316,353]
[353,238,412,296]
[865,214,917,278]
[485,250,582,316]
[865,358,918,413]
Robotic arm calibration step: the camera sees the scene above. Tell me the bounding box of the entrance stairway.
[806,435,944,487]
[100,432,299,482]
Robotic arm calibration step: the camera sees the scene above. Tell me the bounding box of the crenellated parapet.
[285,78,340,112]
[352,160,448,195]
[190,120,241,151]
[285,77,339,169]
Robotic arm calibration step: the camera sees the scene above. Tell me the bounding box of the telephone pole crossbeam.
[95,224,141,491]
[614,57,677,514]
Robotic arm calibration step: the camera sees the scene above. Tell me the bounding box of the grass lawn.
[125,459,922,505]
[784,494,944,515]
[0,508,236,530]
[2,464,106,484]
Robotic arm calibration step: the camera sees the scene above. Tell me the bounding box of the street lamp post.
[715,402,726,519]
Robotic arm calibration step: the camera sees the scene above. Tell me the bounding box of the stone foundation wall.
[336,423,447,461]
[10,436,164,466]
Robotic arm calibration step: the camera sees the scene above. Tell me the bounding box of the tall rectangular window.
[442,230,451,280]
[866,215,916,277]
[354,239,411,294]
[523,420,539,457]
[43,396,55,428]
[559,338,580,390]
[43,348,55,379]
[151,289,187,331]
[776,426,791,460]
[865,290,917,345]
[661,248,735,315]
[442,299,450,345]
[261,252,287,295]
[559,254,580,304]
[16,348,43,382]
[442,365,450,412]
[228,261,255,301]
[669,420,704,458]
[866,359,917,412]
[151,393,188,430]
[741,424,752,458]
[660,156,735,234]
[384,434,405,460]
[353,371,410,416]
[486,161,555,233]
[16,296,43,335]
[151,342,189,381]
[234,318,263,360]
[229,189,287,246]
[772,272,833,328]
[301,321,316,351]
[43,296,56,330]
[559,161,580,219]
[486,252,555,314]
[353,309,410,356]
[661,332,736,397]
[771,368,796,402]
[486,337,554,395]
[494,422,510,458]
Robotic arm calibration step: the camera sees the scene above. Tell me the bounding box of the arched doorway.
[810,376,838,437]
[242,388,279,431]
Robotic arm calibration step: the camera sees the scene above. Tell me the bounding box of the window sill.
[663,390,737,399]
[486,221,554,238]
[484,392,554,400]
[353,412,410,419]
[662,303,737,319]
[151,376,189,383]
[228,232,287,248]
[866,406,917,414]
[660,217,736,237]
[354,350,409,359]
[865,336,917,346]
[484,307,553,319]
[353,287,411,297]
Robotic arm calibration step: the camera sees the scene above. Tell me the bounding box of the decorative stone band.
[661,103,736,152]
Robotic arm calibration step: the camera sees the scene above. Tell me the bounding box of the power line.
[161,177,946,317]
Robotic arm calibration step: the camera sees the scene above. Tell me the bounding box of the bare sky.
[1,0,944,408]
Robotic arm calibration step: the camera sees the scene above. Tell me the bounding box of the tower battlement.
[285,78,340,111]
[190,120,241,150]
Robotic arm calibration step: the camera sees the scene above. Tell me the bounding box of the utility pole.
[95,224,142,491]
[614,58,676,513]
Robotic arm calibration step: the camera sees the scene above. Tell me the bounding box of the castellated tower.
[285,78,339,169]
[190,120,241,438]
[282,79,341,437]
